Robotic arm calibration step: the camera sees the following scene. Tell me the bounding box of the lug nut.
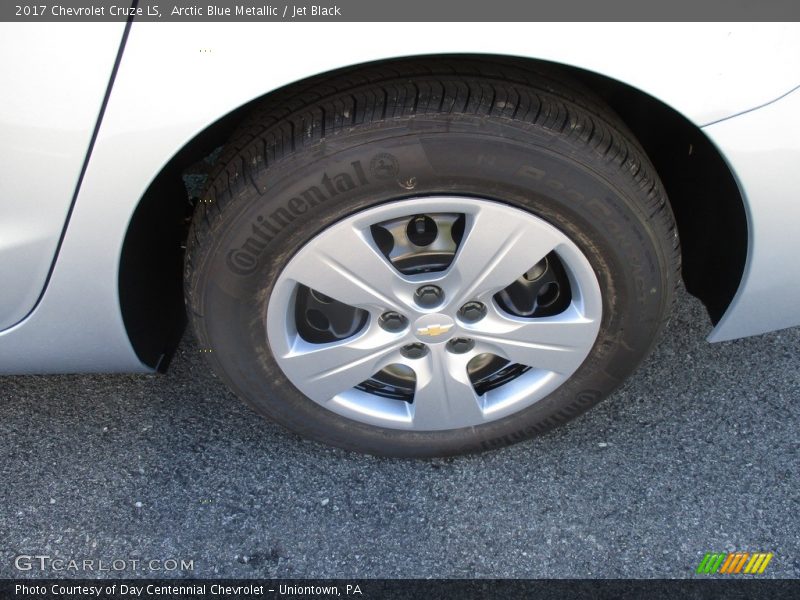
[446,338,475,354]
[379,311,408,332]
[401,343,428,359]
[523,259,548,281]
[414,285,444,308]
[458,301,487,323]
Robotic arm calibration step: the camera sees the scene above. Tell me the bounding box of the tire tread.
[185,57,681,454]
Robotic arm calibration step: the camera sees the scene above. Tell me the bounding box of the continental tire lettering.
[587,197,612,217]
[226,249,258,275]
[587,197,647,303]
[226,160,370,276]
[481,421,554,450]
[332,173,356,192]
[296,186,327,208]
[241,237,268,256]
[565,189,585,202]
[518,167,586,203]
[481,390,603,450]
[517,165,545,180]
[270,206,296,229]
[288,196,308,215]
[576,390,601,405]
[546,179,565,191]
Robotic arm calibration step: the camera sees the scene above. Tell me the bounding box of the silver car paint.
[0,23,126,331]
[703,86,800,342]
[0,22,798,373]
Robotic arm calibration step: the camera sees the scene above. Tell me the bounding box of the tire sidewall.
[190,117,671,456]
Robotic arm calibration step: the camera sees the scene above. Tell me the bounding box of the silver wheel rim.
[266,197,602,431]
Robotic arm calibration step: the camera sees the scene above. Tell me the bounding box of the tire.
[185,58,680,457]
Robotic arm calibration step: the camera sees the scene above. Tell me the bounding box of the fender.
[0,22,797,373]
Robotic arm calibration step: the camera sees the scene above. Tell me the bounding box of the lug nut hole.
[379,311,408,332]
[537,282,560,308]
[458,301,487,323]
[401,343,428,359]
[523,258,549,281]
[306,309,331,332]
[414,285,445,308]
[406,215,438,247]
[447,337,475,354]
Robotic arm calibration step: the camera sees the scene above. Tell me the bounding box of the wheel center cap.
[413,313,456,343]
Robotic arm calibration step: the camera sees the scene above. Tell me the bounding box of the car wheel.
[184,59,680,457]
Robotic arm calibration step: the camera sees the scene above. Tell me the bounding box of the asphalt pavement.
[1,286,798,579]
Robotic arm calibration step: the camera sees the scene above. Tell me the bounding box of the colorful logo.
[416,324,454,337]
[696,552,773,575]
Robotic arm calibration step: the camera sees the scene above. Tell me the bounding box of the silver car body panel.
[0,23,126,331]
[0,22,798,373]
[703,86,800,342]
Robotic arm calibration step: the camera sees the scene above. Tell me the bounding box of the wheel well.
[119,54,747,369]
[577,69,748,326]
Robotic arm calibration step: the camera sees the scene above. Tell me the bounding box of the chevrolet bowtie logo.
[417,324,454,337]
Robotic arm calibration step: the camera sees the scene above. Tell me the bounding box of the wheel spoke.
[267,196,604,432]
[442,204,562,306]
[411,347,485,430]
[279,329,403,402]
[281,223,411,312]
[470,304,599,374]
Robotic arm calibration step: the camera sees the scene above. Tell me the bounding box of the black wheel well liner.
[119,54,747,370]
